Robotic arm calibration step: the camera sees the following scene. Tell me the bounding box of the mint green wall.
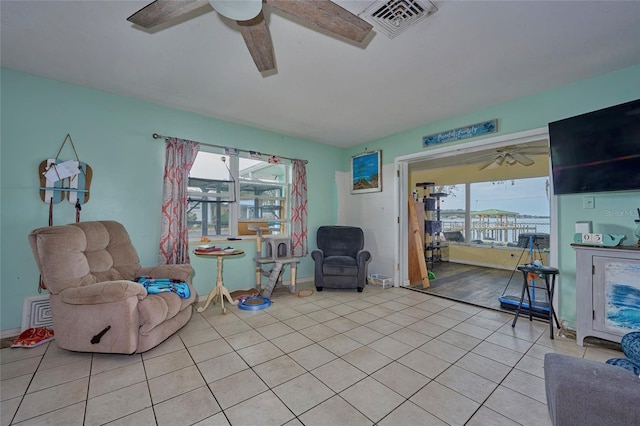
[344,65,640,167]
[0,69,342,331]
[557,193,640,326]
[345,64,640,329]
[2,66,639,332]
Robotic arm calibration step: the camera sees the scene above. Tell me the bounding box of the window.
[188,150,291,239]
[437,184,466,240]
[440,177,550,246]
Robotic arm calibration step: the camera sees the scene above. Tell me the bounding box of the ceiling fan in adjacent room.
[127,0,374,73]
[474,145,549,170]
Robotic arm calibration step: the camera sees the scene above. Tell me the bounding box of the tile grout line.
[3,284,614,426]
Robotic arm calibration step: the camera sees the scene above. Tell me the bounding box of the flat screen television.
[548,99,640,195]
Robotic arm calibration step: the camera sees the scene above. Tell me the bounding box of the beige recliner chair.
[28,220,196,354]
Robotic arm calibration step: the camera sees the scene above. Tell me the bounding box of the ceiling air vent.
[363,0,438,39]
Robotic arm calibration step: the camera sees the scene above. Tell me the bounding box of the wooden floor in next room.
[410,262,524,312]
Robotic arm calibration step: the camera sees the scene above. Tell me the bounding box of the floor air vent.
[363,0,438,39]
[22,295,53,330]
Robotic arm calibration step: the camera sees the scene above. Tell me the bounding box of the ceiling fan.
[474,145,548,170]
[127,0,374,73]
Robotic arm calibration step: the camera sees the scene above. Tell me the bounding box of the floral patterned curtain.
[291,160,308,257]
[159,138,199,264]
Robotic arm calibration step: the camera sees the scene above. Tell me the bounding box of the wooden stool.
[511,264,561,339]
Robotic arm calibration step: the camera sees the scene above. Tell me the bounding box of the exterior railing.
[442,220,550,244]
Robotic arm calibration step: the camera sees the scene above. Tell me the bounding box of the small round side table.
[194,250,244,314]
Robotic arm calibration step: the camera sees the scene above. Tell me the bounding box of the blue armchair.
[311,226,371,292]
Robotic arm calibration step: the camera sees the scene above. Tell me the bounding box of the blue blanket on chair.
[133,276,191,299]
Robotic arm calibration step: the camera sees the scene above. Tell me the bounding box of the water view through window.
[437,176,550,247]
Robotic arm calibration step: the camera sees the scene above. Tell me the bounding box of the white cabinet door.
[592,256,640,337]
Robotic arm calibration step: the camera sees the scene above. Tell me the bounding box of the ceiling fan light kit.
[487,155,505,169]
[208,0,261,21]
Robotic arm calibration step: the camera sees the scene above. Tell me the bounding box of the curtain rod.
[152,133,308,164]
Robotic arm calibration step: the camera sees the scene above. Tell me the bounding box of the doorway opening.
[394,127,558,312]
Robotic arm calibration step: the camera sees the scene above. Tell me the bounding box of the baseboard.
[447,258,515,271]
[1,328,21,339]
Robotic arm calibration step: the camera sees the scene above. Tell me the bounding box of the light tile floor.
[0,283,623,426]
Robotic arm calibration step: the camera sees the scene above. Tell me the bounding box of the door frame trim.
[393,127,556,291]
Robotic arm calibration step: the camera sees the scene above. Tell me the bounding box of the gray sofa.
[544,353,640,426]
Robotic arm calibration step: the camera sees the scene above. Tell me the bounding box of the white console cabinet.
[574,244,640,346]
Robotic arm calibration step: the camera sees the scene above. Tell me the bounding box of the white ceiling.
[2,1,639,147]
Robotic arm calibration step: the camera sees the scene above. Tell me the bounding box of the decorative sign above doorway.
[423,119,498,147]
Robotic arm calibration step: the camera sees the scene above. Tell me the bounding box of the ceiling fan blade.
[237,11,276,72]
[510,152,535,166]
[266,0,373,43]
[127,0,210,28]
[478,158,498,171]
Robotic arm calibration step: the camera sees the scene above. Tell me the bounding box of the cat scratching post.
[250,226,299,298]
